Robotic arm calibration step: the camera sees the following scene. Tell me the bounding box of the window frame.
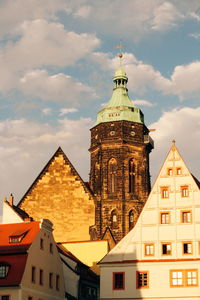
[112,272,125,290]
[161,187,169,199]
[181,186,189,198]
[160,212,170,224]
[39,269,43,285]
[176,167,182,175]
[162,243,172,255]
[49,272,53,289]
[31,266,36,283]
[1,296,10,300]
[167,168,173,176]
[136,271,149,289]
[170,270,184,287]
[144,244,154,256]
[0,264,10,279]
[182,242,192,255]
[56,275,60,291]
[181,210,192,223]
[186,269,198,287]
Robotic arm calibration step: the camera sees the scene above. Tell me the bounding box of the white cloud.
[59,108,78,116]
[0,0,67,38]
[20,69,96,103]
[151,2,183,31]
[189,32,200,39]
[0,117,94,204]
[0,19,100,93]
[170,61,200,99]
[42,108,52,116]
[150,107,200,182]
[132,99,155,107]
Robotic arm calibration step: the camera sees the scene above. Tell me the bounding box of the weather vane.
[115,40,124,66]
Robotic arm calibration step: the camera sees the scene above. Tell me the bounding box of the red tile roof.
[0,221,40,250]
[0,254,28,286]
[0,221,40,286]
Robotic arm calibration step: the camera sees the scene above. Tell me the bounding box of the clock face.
[110,131,115,136]
[130,131,135,136]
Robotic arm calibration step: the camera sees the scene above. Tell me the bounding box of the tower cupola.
[96,65,144,125]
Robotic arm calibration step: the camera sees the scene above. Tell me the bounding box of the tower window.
[108,158,117,194]
[136,271,149,288]
[111,210,118,229]
[129,159,135,194]
[0,264,10,279]
[129,210,134,230]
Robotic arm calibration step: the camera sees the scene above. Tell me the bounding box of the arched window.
[108,158,117,194]
[111,210,118,229]
[129,159,135,193]
[129,210,134,230]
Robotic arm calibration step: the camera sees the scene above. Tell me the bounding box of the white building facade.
[100,142,200,300]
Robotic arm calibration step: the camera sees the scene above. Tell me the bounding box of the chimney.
[9,194,14,206]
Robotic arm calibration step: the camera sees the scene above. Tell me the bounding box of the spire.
[96,54,144,125]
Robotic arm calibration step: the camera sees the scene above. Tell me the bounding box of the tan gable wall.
[19,151,95,242]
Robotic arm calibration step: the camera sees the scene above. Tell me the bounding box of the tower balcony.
[144,134,154,149]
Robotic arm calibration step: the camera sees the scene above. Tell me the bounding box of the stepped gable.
[100,142,200,264]
[17,147,95,242]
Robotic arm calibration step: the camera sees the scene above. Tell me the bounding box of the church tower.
[89,58,154,243]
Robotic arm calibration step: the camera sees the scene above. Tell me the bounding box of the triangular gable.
[100,142,200,263]
[18,147,94,206]
[17,147,95,242]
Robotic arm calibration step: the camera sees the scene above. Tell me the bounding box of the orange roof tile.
[0,221,40,249]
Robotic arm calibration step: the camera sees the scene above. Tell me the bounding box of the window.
[176,167,182,175]
[39,269,43,285]
[113,272,124,290]
[28,297,33,300]
[170,270,183,286]
[170,270,198,287]
[186,270,198,286]
[181,211,192,223]
[129,210,134,230]
[56,275,60,291]
[111,210,118,229]
[31,266,36,283]
[181,186,189,197]
[108,158,117,194]
[49,272,53,289]
[183,242,192,254]
[129,159,135,193]
[40,238,44,250]
[1,296,10,300]
[161,187,169,198]
[162,243,171,255]
[160,212,170,224]
[136,271,149,288]
[0,264,10,279]
[144,244,154,256]
[167,168,173,176]
[50,243,53,254]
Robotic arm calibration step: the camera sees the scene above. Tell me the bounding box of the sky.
[0,0,200,215]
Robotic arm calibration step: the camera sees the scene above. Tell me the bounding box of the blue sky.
[0,0,200,211]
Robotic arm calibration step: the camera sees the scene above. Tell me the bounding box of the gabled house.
[0,219,65,300]
[99,142,200,300]
[57,244,99,300]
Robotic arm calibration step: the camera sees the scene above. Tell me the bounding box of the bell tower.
[89,57,154,243]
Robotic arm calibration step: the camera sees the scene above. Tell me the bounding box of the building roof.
[0,221,40,287]
[0,253,28,286]
[0,221,40,251]
[96,66,144,125]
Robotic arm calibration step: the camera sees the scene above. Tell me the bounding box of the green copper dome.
[96,66,144,124]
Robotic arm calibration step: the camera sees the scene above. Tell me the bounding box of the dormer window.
[0,263,10,279]
[9,230,28,243]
